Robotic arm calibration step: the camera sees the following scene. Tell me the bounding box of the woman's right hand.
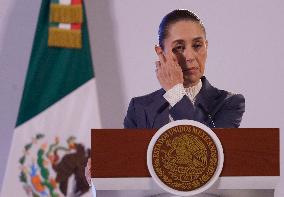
[85,158,91,186]
[154,45,184,91]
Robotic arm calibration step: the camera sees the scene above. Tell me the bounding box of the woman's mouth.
[182,67,199,74]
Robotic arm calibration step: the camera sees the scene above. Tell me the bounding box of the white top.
[163,80,202,121]
[163,80,202,106]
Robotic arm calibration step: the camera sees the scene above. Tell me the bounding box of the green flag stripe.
[49,22,59,27]
[16,0,94,126]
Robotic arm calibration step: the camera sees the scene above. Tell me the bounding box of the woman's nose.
[183,48,195,63]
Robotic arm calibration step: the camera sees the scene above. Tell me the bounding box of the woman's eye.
[173,45,185,53]
[193,44,202,50]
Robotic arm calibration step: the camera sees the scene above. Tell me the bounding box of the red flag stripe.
[72,0,82,5]
[71,23,81,30]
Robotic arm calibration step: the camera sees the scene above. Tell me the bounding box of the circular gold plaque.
[147,120,223,196]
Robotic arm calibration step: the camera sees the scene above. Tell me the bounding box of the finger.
[155,45,166,65]
[170,53,180,69]
[156,65,164,81]
[85,167,90,178]
[85,166,91,186]
[165,50,177,63]
[155,61,161,69]
[163,51,179,71]
[171,52,178,63]
[87,158,91,168]
[172,52,178,64]
[159,63,168,81]
[155,61,161,75]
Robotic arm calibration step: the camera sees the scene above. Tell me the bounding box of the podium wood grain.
[91,128,279,177]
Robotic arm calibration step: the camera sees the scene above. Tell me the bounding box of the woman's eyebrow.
[172,39,185,44]
[192,36,204,41]
[172,37,204,45]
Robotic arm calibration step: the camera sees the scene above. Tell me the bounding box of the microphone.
[157,102,169,114]
[198,104,216,128]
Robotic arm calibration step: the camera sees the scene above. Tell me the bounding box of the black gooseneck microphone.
[198,103,216,128]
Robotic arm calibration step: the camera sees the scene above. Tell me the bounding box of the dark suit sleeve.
[123,98,137,128]
[213,94,245,128]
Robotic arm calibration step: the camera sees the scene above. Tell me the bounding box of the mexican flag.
[1,0,100,196]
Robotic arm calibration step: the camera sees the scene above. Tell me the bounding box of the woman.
[86,9,245,189]
[124,9,245,129]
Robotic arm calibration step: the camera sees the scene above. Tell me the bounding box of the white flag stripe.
[59,23,71,29]
[13,78,101,137]
[59,0,71,5]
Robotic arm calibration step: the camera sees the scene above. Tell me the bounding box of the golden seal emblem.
[147,120,223,196]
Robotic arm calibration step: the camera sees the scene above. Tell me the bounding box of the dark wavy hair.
[158,9,206,50]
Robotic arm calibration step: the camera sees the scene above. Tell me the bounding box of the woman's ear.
[205,40,208,49]
[154,45,163,55]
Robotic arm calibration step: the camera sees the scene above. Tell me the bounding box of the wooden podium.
[91,128,279,196]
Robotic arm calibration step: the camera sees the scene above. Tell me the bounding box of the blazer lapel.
[144,89,169,128]
[195,77,220,116]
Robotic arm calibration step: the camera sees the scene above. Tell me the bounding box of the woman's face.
[163,20,208,87]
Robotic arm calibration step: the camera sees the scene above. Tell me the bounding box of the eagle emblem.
[19,134,90,197]
[152,125,218,191]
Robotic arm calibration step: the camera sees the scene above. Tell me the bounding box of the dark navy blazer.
[124,76,245,129]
